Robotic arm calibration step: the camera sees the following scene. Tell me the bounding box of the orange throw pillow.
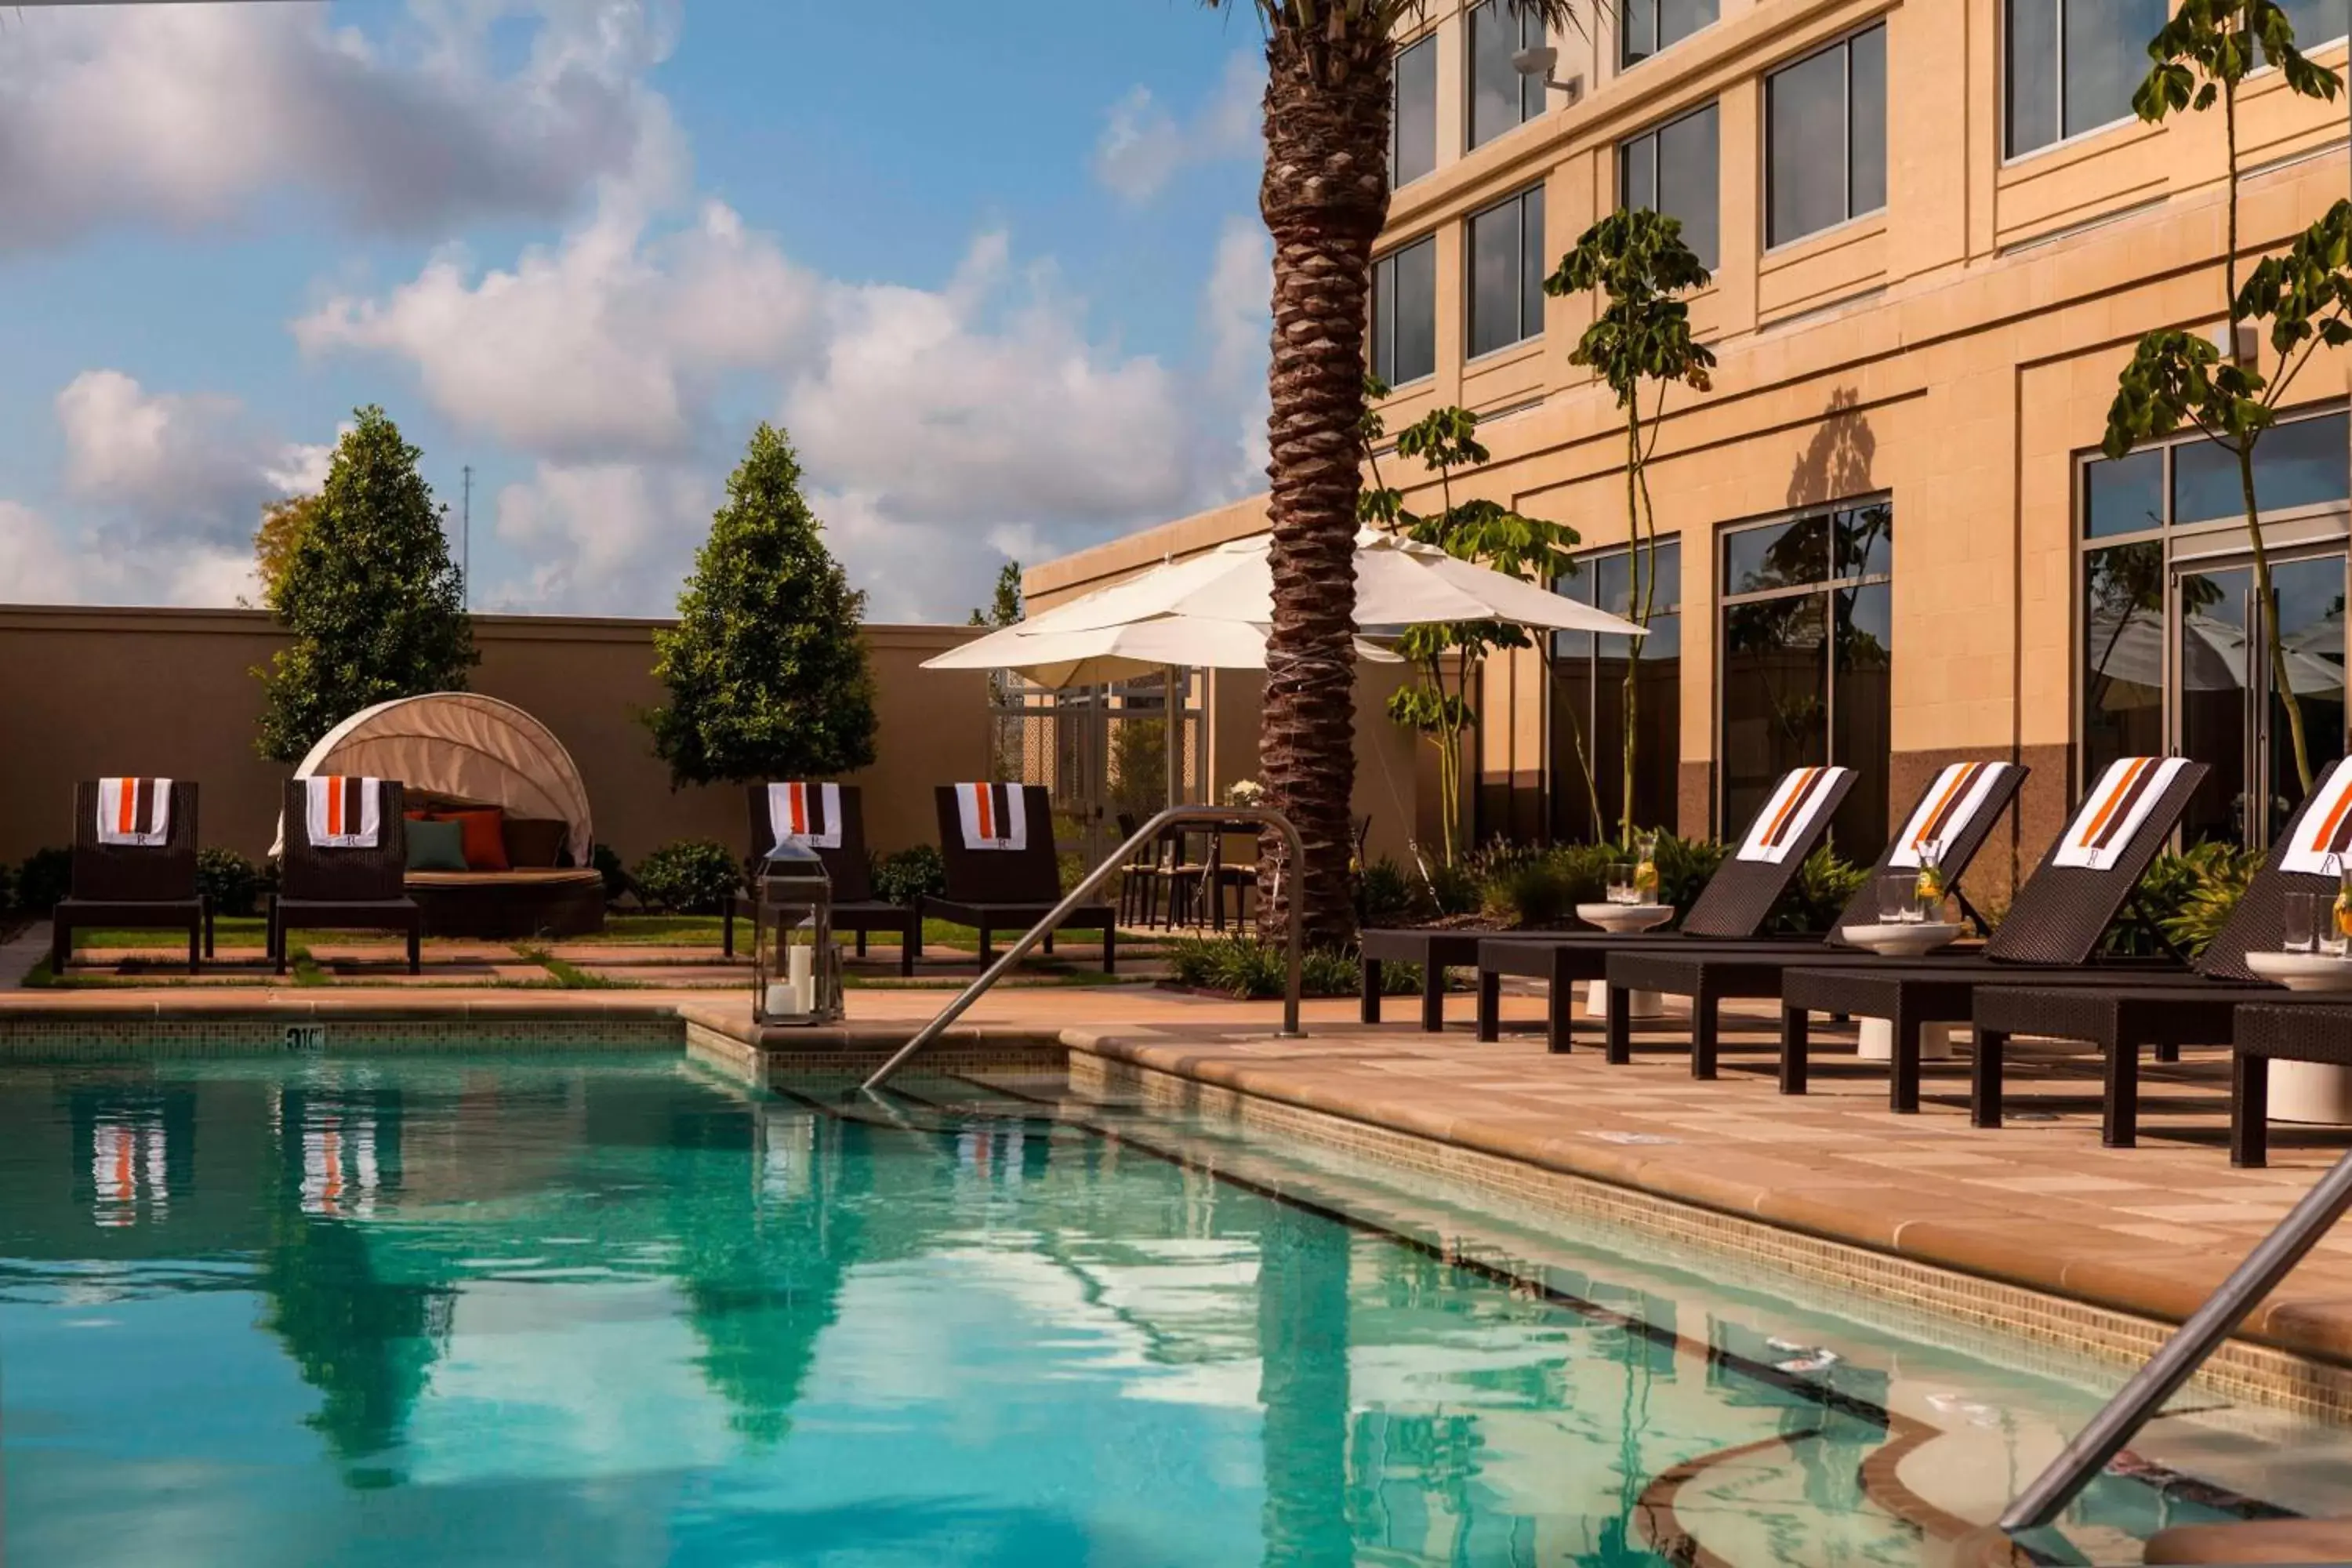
[437,808,510,872]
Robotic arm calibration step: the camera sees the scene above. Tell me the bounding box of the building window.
[1554,543,1682,840]
[2005,0,2169,156]
[1370,238,1437,387]
[2263,0,2347,64]
[1619,103,1719,269]
[1622,0,1719,68]
[1719,503,1894,854]
[2078,412,2350,847]
[1766,25,1886,249]
[1392,34,1438,188]
[1468,185,1547,359]
[1468,0,1546,150]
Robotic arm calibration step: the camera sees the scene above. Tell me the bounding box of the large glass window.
[1621,0,1718,67]
[1553,543,1682,840]
[1392,34,1438,188]
[1619,103,1720,269]
[1468,185,1547,359]
[2005,0,2169,156]
[1720,502,1894,854]
[1370,238,1437,387]
[1468,1,1546,149]
[2262,0,2346,64]
[1766,25,1886,249]
[2078,412,2351,847]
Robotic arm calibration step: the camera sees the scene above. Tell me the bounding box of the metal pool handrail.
[860,804,1308,1094]
[2000,1145,2352,1533]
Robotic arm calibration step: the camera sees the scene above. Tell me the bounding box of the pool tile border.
[1063,1035,2352,1421]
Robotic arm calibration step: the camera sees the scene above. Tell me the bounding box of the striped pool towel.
[953,782,1028,851]
[1887,761,2016,869]
[2278,755,2352,875]
[768,782,844,850]
[95,777,172,847]
[303,775,384,850]
[1735,766,1851,864]
[2053,757,2187,871]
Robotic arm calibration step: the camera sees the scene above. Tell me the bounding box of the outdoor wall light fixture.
[1513,45,1584,107]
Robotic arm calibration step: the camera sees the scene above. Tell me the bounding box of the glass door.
[2169,551,2347,848]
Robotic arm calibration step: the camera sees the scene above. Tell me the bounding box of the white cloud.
[0,498,257,608]
[1202,219,1273,495]
[0,0,674,249]
[488,459,712,614]
[54,370,324,546]
[296,198,818,462]
[1093,52,1261,205]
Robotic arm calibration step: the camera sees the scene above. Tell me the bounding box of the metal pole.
[2000,1145,2352,1531]
[460,463,472,612]
[861,804,1308,1094]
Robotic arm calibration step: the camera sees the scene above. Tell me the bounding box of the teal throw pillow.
[406,817,469,872]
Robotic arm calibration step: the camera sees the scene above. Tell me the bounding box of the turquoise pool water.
[1,1056,2343,1566]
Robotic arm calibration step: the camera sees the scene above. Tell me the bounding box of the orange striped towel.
[953,782,1028,851]
[303,775,383,849]
[2053,757,2187,871]
[1735,767,1850,864]
[1887,762,2015,869]
[767,782,844,850]
[2279,756,2352,875]
[96,778,171,847]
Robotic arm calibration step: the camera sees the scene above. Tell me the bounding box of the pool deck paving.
[11,970,2352,1393]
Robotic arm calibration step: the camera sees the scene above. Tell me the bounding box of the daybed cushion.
[406,818,468,872]
[438,807,510,872]
[503,817,567,869]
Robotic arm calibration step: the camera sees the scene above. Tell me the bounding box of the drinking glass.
[1879,874,1921,925]
[1607,864,1635,905]
[2284,891,2318,955]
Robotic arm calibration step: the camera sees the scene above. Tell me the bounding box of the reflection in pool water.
[0,1058,2325,1566]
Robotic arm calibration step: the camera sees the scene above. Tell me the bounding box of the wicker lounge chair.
[270,779,422,975]
[1600,760,2028,1076]
[1434,765,1860,1051]
[2230,1002,2352,1166]
[921,784,1115,971]
[724,784,921,977]
[1971,758,2352,1147]
[1775,759,2209,1112]
[52,780,210,975]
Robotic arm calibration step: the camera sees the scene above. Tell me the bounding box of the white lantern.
[753,840,841,1026]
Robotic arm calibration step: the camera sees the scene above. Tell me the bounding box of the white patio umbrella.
[927,611,1397,689]
[1043,527,1649,638]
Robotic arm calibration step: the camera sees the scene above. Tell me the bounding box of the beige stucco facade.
[0,607,988,866]
[1030,0,2352,882]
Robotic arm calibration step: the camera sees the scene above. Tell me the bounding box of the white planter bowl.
[2246,951,2352,993]
[1575,902,1674,935]
[1840,922,1962,959]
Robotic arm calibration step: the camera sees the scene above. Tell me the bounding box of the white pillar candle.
[764,982,793,1019]
[787,946,814,1014]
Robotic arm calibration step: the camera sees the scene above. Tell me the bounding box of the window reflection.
[2081,540,2166,785]
[1553,543,1681,840]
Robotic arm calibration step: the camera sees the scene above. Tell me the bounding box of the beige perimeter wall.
[0,607,988,867]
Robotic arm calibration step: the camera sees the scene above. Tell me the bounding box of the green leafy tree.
[2103,0,2343,795]
[968,559,1026,782]
[969,561,1024,629]
[1546,209,1715,846]
[1198,0,1581,948]
[254,408,477,762]
[648,423,878,786]
[246,492,322,608]
[1360,391,1580,866]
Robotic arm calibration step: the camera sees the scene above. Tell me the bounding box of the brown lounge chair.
[725,783,923,977]
[1601,759,2028,1076]
[1971,757,2352,1148]
[1407,764,1861,1050]
[921,783,1115,971]
[52,779,210,975]
[1774,757,2209,1112]
[2231,1002,2352,1167]
[270,779,422,975]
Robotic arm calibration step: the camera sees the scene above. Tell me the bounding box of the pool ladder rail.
[1999,1145,2352,1535]
[860,804,1308,1094]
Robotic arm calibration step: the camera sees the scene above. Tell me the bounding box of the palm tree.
[1206,0,1577,946]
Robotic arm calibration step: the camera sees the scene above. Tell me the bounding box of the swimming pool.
[2,1054,2344,1566]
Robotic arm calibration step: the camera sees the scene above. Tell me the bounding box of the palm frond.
[1199,0,1581,38]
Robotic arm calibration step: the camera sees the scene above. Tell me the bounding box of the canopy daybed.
[272,693,604,938]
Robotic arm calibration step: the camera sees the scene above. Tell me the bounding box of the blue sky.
[0,0,1272,619]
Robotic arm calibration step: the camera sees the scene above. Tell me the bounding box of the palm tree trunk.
[1254,26,1390,949]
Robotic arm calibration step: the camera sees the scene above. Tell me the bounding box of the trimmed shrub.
[870,844,946,907]
[1356,855,1415,927]
[1165,934,1419,999]
[633,840,742,915]
[1766,847,1870,935]
[1651,833,1728,918]
[591,843,631,902]
[0,860,13,915]
[14,848,71,916]
[196,848,265,917]
[2110,840,2260,958]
